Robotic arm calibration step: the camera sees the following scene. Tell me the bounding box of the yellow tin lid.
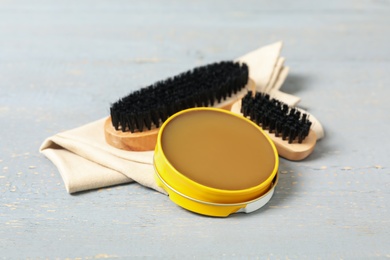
[154,107,279,208]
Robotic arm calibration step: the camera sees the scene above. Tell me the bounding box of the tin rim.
[154,162,279,207]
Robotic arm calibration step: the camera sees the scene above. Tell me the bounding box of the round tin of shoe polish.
[153,107,279,216]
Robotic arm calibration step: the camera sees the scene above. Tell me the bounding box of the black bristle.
[158,107,168,123]
[302,113,307,123]
[297,132,304,143]
[282,126,289,141]
[288,127,296,144]
[275,121,282,137]
[110,107,119,130]
[150,109,160,128]
[135,113,144,132]
[282,104,289,115]
[241,91,312,143]
[269,116,276,133]
[126,114,135,133]
[110,61,249,132]
[144,113,152,130]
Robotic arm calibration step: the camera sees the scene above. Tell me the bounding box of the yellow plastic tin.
[153,107,279,216]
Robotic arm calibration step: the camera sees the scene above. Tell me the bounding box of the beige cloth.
[40,41,324,194]
[40,119,165,193]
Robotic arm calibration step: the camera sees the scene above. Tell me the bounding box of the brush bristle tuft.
[110,61,249,132]
[241,91,312,143]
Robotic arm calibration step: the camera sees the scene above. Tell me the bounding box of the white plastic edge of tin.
[235,186,275,213]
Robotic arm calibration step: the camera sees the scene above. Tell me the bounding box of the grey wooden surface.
[1,0,389,258]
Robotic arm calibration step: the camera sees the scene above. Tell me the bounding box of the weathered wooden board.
[1,0,389,258]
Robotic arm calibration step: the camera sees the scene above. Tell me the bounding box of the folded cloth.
[40,41,324,194]
[236,41,299,106]
[40,119,165,194]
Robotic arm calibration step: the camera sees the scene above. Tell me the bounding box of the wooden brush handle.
[104,117,159,151]
[269,129,317,161]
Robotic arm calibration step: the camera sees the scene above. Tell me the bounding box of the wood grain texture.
[1,0,389,258]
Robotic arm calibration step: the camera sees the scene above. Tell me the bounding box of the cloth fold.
[40,119,164,193]
[40,41,324,194]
